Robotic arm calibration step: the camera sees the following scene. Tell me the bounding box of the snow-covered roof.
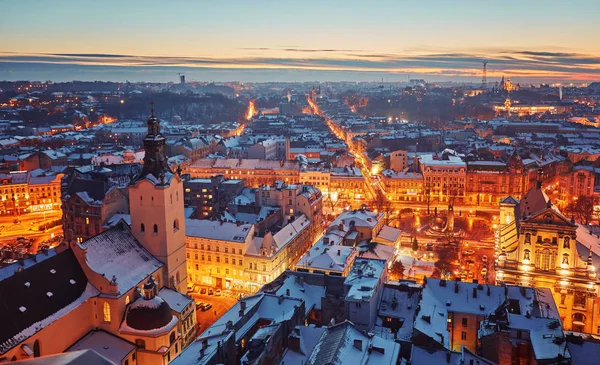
[374,225,402,244]
[307,321,400,365]
[76,222,163,294]
[272,274,326,314]
[185,219,253,243]
[507,314,569,361]
[159,288,193,314]
[66,330,135,364]
[296,239,357,274]
[375,283,420,342]
[280,326,326,365]
[415,278,506,350]
[344,258,386,301]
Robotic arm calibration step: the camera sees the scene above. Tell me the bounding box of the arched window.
[562,254,569,265]
[173,219,179,231]
[153,224,158,234]
[564,236,570,249]
[170,194,173,204]
[525,233,531,245]
[535,250,541,268]
[33,340,40,357]
[103,302,111,322]
[125,295,130,305]
[141,223,145,233]
[169,331,176,345]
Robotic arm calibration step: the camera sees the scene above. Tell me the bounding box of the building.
[496,170,600,333]
[419,152,466,204]
[62,166,135,243]
[381,170,424,202]
[184,158,300,187]
[390,149,409,172]
[183,175,244,218]
[185,220,255,290]
[344,258,387,331]
[0,107,194,364]
[0,172,63,216]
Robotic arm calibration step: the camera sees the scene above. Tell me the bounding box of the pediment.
[523,207,575,227]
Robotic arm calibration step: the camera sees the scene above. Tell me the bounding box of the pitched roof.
[76,222,163,294]
[0,249,94,354]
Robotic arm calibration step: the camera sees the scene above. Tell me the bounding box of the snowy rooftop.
[507,314,569,361]
[199,293,303,343]
[331,208,384,230]
[344,258,386,301]
[307,321,400,365]
[0,249,57,281]
[374,225,402,244]
[159,288,193,314]
[375,283,420,342]
[415,278,506,350]
[66,330,135,364]
[185,219,253,243]
[76,222,163,294]
[280,326,326,365]
[272,274,326,314]
[295,239,356,274]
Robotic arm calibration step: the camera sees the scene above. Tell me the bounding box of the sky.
[1,0,599,83]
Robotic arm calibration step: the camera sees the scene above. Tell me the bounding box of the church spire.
[135,102,172,184]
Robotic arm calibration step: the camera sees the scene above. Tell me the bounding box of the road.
[191,291,239,334]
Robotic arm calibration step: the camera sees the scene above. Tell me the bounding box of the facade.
[183,175,244,218]
[390,149,409,172]
[496,174,600,333]
[184,158,300,187]
[419,154,466,204]
[185,220,254,290]
[0,172,62,216]
[381,170,424,202]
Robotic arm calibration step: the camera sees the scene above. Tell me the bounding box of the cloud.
[1,48,598,81]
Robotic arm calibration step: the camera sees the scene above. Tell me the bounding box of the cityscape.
[1,1,600,365]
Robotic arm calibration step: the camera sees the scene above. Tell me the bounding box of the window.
[225,258,229,264]
[461,332,467,340]
[560,294,566,305]
[225,247,228,254]
[173,219,179,231]
[461,318,468,327]
[135,339,146,350]
[195,264,199,270]
[169,331,176,345]
[355,303,361,308]
[239,259,243,266]
[132,353,136,361]
[153,224,158,234]
[239,249,242,255]
[141,223,145,232]
[574,292,587,307]
[33,340,40,357]
[564,236,571,249]
[125,295,130,305]
[216,256,220,263]
[103,302,111,322]
[523,249,530,261]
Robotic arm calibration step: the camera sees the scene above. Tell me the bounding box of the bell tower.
[129,102,187,293]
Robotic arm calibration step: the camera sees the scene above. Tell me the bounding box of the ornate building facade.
[496,172,600,333]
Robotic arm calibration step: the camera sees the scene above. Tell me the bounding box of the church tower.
[129,103,187,293]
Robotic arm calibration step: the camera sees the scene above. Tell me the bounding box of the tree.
[412,237,419,252]
[568,196,595,225]
[326,194,341,213]
[389,259,405,281]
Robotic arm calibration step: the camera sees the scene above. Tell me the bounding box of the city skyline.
[1,0,599,83]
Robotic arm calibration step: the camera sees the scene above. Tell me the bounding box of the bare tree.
[567,196,595,225]
[389,259,405,281]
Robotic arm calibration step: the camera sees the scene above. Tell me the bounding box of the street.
[191,290,239,334]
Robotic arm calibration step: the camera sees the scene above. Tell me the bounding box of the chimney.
[353,339,363,351]
[472,287,477,299]
[337,249,341,256]
[454,281,459,293]
[278,295,284,304]
[289,334,301,352]
[286,288,290,296]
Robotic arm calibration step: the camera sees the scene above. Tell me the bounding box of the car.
[481,268,488,276]
[482,255,488,263]
[193,285,201,294]
[208,288,214,295]
[464,250,475,256]
[216,289,222,296]
[195,301,204,310]
[200,287,207,295]
[201,303,213,311]
[187,282,195,293]
[425,242,434,251]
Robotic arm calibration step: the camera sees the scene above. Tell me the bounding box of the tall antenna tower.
[481,61,488,90]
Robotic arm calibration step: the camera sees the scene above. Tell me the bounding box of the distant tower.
[559,85,563,100]
[481,61,488,90]
[177,73,185,84]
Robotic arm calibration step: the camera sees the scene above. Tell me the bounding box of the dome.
[125,296,173,331]
[124,279,173,331]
